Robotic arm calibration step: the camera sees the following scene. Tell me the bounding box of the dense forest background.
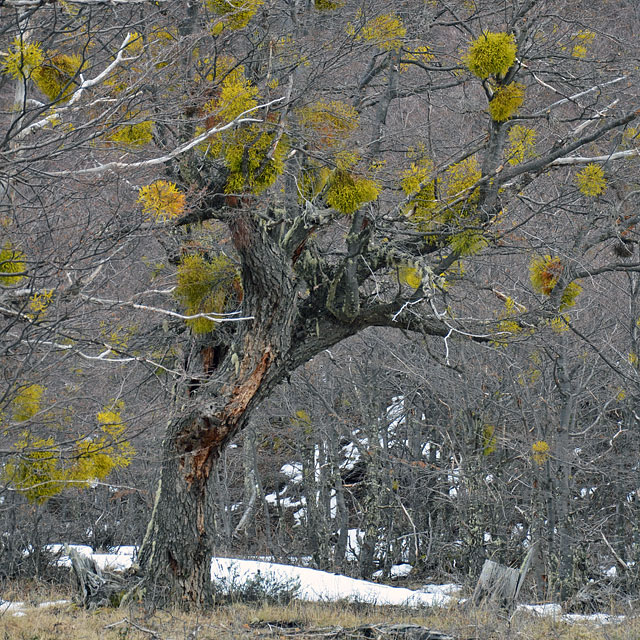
[2,0,640,610]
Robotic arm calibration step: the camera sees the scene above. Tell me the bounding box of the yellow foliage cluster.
[199,62,286,194]
[465,31,517,79]
[398,265,422,289]
[203,64,259,126]
[402,161,437,223]
[0,242,26,285]
[32,52,85,102]
[529,254,563,295]
[224,127,289,194]
[2,400,134,503]
[314,0,343,9]
[550,314,570,333]
[401,153,487,255]
[400,46,436,72]
[575,163,607,197]
[449,229,488,256]
[12,384,45,422]
[348,12,406,51]
[1,38,44,79]
[291,409,313,435]
[207,0,263,30]
[571,30,595,59]
[174,253,241,334]
[298,100,359,147]
[492,295,530,346]
[532,440,550,465]
[488,82,524,121]
[138,180,186,222]
[506,125,537,165]
[529,255,582,309]
[326,169,381,214]
[445,156,482,203]
[483,425,497,456]
[27,289,53,320]
[401,157,435,197]
[108,117,154,147]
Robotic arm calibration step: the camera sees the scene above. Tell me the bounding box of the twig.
[104,617,164,639]
[601,531,630,571]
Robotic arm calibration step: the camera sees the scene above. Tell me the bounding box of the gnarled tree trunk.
[135,213,299,606]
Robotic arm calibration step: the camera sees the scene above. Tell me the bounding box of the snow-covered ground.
[0,545,626,626]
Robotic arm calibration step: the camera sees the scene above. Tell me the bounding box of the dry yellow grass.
[1,583,639,639]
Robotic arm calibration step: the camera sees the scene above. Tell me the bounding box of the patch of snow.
[516,603,562,617]
[47,544,93,557]
[280,462,303,482]
[346,528,363,560]
[52,544,137,571]
[0,600,25,614]
[563,613,625,624]
[340,441,361,471]
[0,598,69,617]
[420,583,460,595]
[372,563,413,579]
[210,558,452,607]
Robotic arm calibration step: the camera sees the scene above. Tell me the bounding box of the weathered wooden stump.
[66,544,126,608]
[472,546,534,610]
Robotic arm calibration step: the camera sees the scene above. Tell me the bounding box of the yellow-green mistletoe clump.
[571,30,595,59]
[465,31,517,79]
[138,180,186,222]
[575,163,607,197]
[109,114,154,148]
[532,440,550,465]
[506,125,537,165]
[3,435,65,503]
[348,12,406,51]
[73,401,134,484]
[400,152,437,225]
[207,0,263,30]
[174,253,241,334]
[488,82,525,121]
[2,38,44,79]
[483,425,497,456]
[529,254,582,309]
[12,383,45,422]
[445,156,482,204]
[32,52,84,102]
[0,242,26,285]
[198,61,286,194]
[202,62,260,129]
[2,399,134,503]
[449,229,488,256]
[326,155,381,214]
[224,126,289,194]
[400,46,436,72]
[314,0,343,9]
[298,99,359,147]
[27,289,53,320]
[398,264,422,289]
